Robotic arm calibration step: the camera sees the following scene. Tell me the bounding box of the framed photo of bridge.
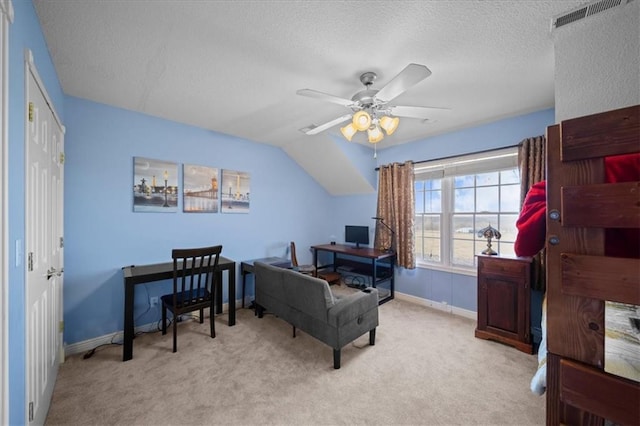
[183,164,219,213]
[133,157,178,212]
[221,169,250,213]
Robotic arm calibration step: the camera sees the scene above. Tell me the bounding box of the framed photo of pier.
[133,157,178,212]
[221,169,250,214]
[183,164,219,213]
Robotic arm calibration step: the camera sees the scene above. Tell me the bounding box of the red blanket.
[515,153,640,258]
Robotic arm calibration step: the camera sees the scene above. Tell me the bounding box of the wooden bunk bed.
[545,104,640,425]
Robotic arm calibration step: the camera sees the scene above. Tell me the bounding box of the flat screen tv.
[345,225,369,248]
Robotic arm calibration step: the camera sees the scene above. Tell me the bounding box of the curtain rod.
[374,143,523,171]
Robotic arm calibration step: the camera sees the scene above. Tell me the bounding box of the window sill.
[415,261,477,277]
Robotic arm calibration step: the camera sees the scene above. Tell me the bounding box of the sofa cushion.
[327,288,378,328]
[281,268,335,322]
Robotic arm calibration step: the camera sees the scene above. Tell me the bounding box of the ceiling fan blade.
[299,114,353,135]
[296,89,355,107]
[375,64,432,103]
[389,105,451,120]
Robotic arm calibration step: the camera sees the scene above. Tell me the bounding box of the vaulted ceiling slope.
[34,0,585,195]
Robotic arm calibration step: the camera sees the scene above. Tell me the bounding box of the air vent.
[551,0,634,31]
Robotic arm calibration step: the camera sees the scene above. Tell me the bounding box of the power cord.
[83,291,186,360]
[82,333,122,359]
[343,275,366,289]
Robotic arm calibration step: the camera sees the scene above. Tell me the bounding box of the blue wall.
[63,96,335,344]
[379,109,555,165]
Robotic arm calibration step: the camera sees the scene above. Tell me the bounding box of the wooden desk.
[311,244,395,304]
[122,256,236,361]
[240,257,291,308]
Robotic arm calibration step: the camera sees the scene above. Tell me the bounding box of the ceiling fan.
[297,63,449,144]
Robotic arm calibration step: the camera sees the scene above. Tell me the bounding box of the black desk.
[240,257,291,308]
[122,256,236,361]
[311,244,395,304]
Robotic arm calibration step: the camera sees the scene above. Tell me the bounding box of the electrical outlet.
[150,296,158,307]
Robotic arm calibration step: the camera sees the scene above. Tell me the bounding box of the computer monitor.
[345,225,369,248]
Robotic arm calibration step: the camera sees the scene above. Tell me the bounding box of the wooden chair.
[161,245,223,352]
[290,241,341,284]
[290,241,316,275]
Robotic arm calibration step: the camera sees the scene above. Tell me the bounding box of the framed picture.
[183,164,219,213]
[605,301,640,382]
[133,157,178,212]
[221,169,250,213]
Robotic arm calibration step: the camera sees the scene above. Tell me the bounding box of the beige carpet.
[46,286,544,425]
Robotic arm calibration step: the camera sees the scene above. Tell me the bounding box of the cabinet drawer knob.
[549,235,560,245]
[549,209,560,221]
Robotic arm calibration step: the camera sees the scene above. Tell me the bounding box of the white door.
[25,61,64,425]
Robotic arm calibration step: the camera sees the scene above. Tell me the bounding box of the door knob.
[46,267,57,280]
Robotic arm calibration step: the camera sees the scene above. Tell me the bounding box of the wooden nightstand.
[475,255,533,354]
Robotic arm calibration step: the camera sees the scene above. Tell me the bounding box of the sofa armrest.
[327,288,378,327]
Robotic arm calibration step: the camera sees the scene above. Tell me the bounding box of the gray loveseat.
[254,261,379,369]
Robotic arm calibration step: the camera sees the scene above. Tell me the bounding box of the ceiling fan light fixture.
[296,63,444,151]
[340,123,357,141]
[367,125,384,143]
[380,115,400,135]
[352,110,371,131]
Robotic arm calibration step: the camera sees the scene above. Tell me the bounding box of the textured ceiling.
[33,0,586,195]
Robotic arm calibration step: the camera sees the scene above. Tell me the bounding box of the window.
[414,148,520,272]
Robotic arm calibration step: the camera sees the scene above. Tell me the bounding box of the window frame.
[414,147,520,275]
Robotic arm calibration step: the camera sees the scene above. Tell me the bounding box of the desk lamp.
[372,217,395,253]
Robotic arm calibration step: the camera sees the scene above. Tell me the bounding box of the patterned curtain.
[518,136,546,291]
[375,161,415,269]
[519,136,546,204]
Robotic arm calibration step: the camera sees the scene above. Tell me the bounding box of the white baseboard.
[394,292,477,320]
[64,321,159,357]
[64,300,239,357]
